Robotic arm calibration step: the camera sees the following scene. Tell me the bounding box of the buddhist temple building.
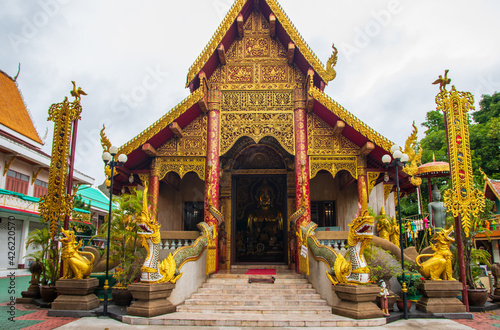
[108,0,412,269]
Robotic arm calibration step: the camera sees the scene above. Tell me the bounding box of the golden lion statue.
[416,226,455,281]
[60,228,95,279]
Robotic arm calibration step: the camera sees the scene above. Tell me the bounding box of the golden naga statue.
[328,206,375,285]
[416,226,455,281]
[60,228,95,279]
[402,121,423,187]
[323,44,338,82]
[136,182,180,283]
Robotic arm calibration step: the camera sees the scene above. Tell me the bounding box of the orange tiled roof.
[485,179,500,201]
[0,71,42,144]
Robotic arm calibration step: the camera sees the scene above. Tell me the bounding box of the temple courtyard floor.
[2,273,500,329]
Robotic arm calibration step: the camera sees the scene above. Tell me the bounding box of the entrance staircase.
[132,265,386,327]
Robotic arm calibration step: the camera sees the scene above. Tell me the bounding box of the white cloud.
[1,0,499,186]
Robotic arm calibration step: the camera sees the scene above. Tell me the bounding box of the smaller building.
[476,175,500,263]
[0,69,95,269]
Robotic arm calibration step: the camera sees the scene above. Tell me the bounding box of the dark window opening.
[311,201,336,227]
[184,202,204,231]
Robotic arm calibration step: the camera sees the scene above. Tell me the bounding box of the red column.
[204,89,221,272]
[293,89,311,228]
[294,89,311,274]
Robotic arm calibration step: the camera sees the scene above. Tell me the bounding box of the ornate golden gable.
[208,10,304,90]
[307,113,360,156]
[187,0,332,87]
[157,114,208,157]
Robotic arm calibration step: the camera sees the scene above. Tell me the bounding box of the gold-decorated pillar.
[204,88,221,273]
[149,158,160,211]
[293,89,311,225]
[357,156,369,209]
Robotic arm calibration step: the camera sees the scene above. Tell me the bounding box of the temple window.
[311,201,337,228]
[184,201,204,231]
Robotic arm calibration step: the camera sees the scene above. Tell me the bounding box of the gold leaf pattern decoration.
[436,85,485,237]
[39,96,82,239]
[309,156,357,180]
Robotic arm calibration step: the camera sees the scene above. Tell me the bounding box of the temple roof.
[186,0,333,89]
[485,177,500,202]
[0,70,43,145]
[116,1,408,191]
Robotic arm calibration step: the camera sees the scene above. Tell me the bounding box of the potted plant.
[450,199,494,307]
[92,189,145,306]
[25,227,62,302]
[111,256,142,306]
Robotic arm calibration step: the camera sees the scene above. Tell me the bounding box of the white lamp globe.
[109,146,118,155]
[382,154,392,164]
[118,153,128,163]
[392,149,403,160]
[102,152,112,162]
[401,153,409,163]
[390,145,400,154]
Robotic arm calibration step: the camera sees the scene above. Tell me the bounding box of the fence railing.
[314,231,349,253]
[160,231,201,250]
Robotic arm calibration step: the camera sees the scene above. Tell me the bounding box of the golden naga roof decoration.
[186,0,335,87]
[308,86,393,152]
[402,121,423,186]
[118,88,204,156]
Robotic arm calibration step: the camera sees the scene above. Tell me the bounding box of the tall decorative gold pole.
[434,71,485,312]
[436,83,485,237]
[39,84,84,239]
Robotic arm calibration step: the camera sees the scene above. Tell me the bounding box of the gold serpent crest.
[402,121,422,186]
[436,85,485,237]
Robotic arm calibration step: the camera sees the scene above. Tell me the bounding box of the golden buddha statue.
[247,180,283,250]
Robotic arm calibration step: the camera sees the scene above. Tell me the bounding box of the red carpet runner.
[245,269,276,275]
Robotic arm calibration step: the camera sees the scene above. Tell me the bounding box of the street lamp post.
[101,146,127,317]
[382,145,409,319]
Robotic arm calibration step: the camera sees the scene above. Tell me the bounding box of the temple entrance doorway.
[232,174,287,264]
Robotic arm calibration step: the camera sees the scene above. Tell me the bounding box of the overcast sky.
[1,0,499,186]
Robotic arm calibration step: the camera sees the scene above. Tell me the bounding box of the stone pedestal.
[16,279,41,304]
[416,280,466,313]
[127,282,176,317]
[52,278,99,310]
[332,284,383,319]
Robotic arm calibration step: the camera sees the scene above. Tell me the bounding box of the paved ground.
[2,274,500,329]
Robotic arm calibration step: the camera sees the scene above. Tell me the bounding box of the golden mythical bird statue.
[70,81,87,102]
[432,69,451,92]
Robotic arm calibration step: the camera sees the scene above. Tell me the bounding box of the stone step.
[122,312,386,327]
[190,292,322,301]
[201,282,313,290]
[183,298,328,307]
[176,305,333,314]
[230,264,290,270]
[210,273,303,279]
[205,277,310,284]
[197,287,318,295]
